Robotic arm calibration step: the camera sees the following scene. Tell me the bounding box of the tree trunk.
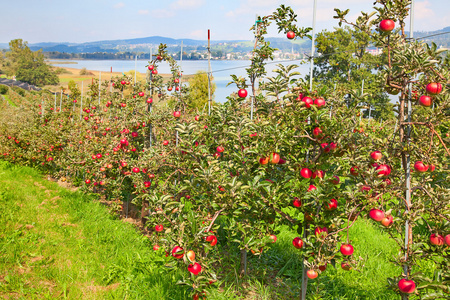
[239,249,247,276]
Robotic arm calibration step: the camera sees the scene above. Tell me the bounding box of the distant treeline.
[43,51,149,60]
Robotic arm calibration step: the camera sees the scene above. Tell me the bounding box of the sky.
[1,0,449,44]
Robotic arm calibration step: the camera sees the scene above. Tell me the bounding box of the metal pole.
[179,41,183,102]
[308,0,317,93]
[403,2,414,299]
[360,80,364,122]
[135,55,137,85]
[207,29,212,116]
[149,48,153,148]
[80,81,83,121]
[302,2,317,299]
[98,71,101,106]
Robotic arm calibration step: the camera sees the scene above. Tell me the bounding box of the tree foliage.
[312,26,394,120]
[185,71,216,110]
[4,39,59,87]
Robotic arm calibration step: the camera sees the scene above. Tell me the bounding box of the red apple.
[315,227,328,239]
[270,152,280,164]
[292,237,304,249]
[330,175,340,185]
[163,140,169,146]
[132,167,140,173]
[376,164,391,177]
[302,97,313,108]
[148,65,154,70]
[314,98,326,107]
[340,244,354,256]
[428,164,435,172]
[426,82,442,95]
[341,262,352,271]
[216,146,224,153]
[259,157,269,165]
[186,250,195,262]
[350,166,359,176]
[172,246,184,259]
[312,170,325,179]
[153,244,160,251]
[238,89,247,98]
[379,19,395,32]
[430,233,444,246]
[306,269,318,279]
[269,234,277,243]
[194,115,200,121]
[293,197,302,208]
[398,279,416,294]
[173,111,181,118]
[414,161,428,172]
[206,235,218,246]
[155,224,164,232]
[369,209,385,222]
[138,91,144,97]
[326,199,338,211]
[312,127,323,138]
[307,184,317,192]
[444,234,450,246]
[381,215,393,227]
[287,31,295,39]
[188,262,202,275]
[370,151,382,161]
[300,168,312,179]
[419,95,432,107]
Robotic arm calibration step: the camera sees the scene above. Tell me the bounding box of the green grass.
[0,161,188,300]
[221,220,400,300]
[0,161,433,299]
[58,77,92,83]
[2,94,16,107]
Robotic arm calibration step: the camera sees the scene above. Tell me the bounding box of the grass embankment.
[0,161,424,299]
[0,162,186,300]
[1,94,16,107]
[225,221,400,299]
[45,66,193,94]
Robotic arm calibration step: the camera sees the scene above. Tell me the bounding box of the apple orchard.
[0,1,449,299]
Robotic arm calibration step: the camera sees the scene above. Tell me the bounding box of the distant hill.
[23,35,310,54]
[405,26,450,47]
[2,26,447,53]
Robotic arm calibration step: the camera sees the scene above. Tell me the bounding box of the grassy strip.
[225,220,400,299]
[2,94,16,107]
[0,162,187,300]
[0,161,434,299]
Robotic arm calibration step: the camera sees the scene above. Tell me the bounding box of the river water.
[50,59,311,103]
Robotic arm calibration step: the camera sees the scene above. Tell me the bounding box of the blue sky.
[1,0,449,44]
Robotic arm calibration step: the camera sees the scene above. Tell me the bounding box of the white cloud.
[414,1,434,20]
[150,9,176,19]
[113,2,125,9]
[170,0,205,10]
[138,10,149,15]
[188,29,205,39]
